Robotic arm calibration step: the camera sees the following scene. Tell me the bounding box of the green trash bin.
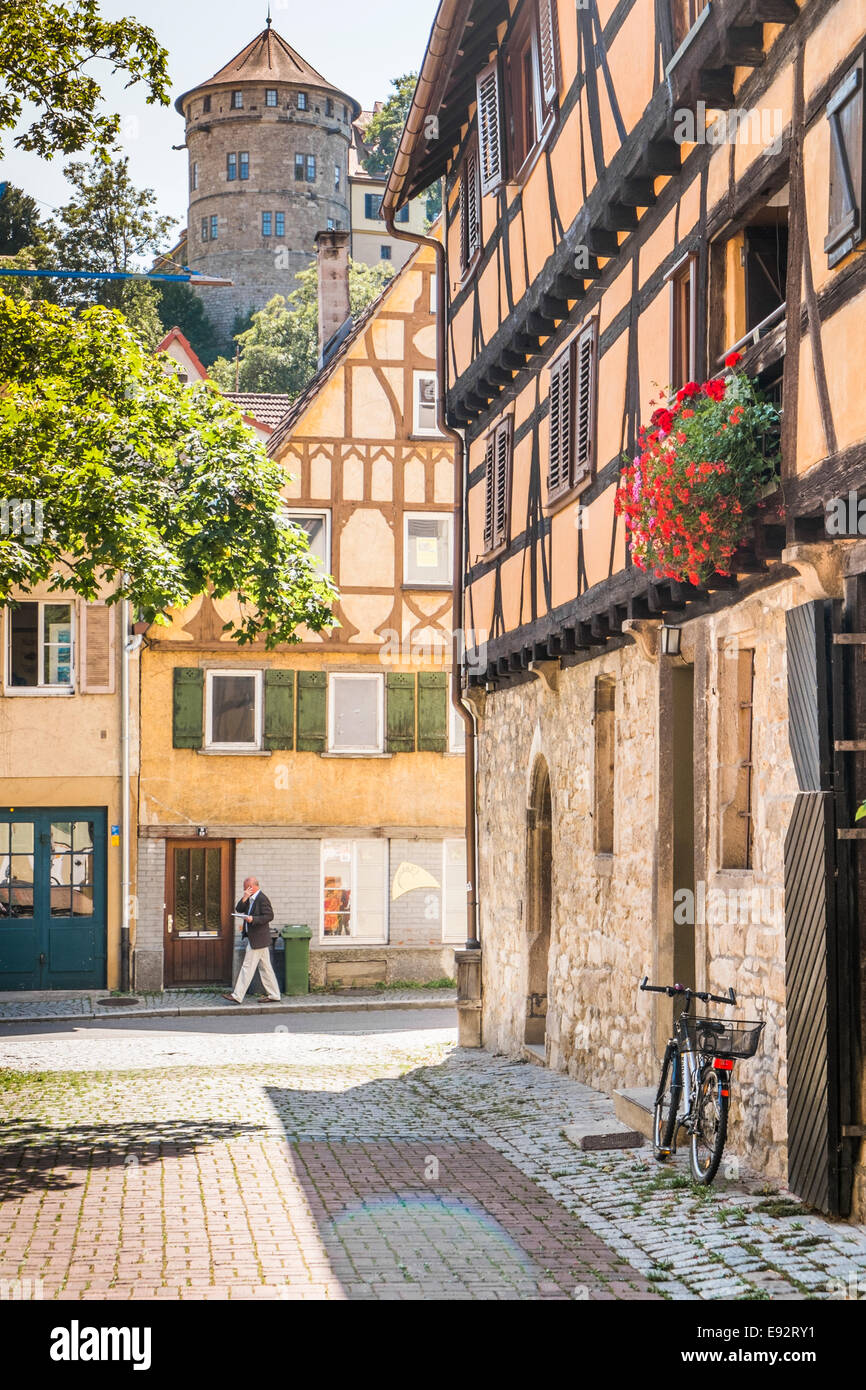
[281,925,312,995]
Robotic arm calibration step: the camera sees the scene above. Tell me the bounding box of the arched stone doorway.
[525,759,552,1047]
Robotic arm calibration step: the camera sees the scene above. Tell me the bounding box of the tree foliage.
[0,183,49,256]
[0,0,170,159]
[209,259,394,398]
[0,294,338,645]
[155,281,227,368]
[362,73,442,225]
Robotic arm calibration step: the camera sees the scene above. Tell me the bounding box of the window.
[191,161,198,191]
[266,88,278,107]
[720,646,755,870]
[343,105,349,122]
[396,204,410,224]
[205,670,262,750]
[297,92,308,111]
[501,0,559,179]
[449,702,467,755]
[210,215,219,240]
[326,98,334,118]
[825,54,865,267]
[202,95,211,114]
[413,371,439,435]
[295,153,305,182]
[459,141,481,274]
[381,244,392,261]
[6,602,73,690]
[334,163,341,191]
[594,675,616,855]
[201,217,208,242]
[328,673,384,753]
[404,514,453,586]
[365,192,383,220]
[239,151,249,181]
[443,839,468,941]
[483,417,512,551]
[669,253,697,390]
[476,61,504,195]
[306,155,317,182]
[231,90,243,109]
[321,839,387,941]
[288,510,331,571]
[0,822,35,918]
[262,211,272,237]
[50,820,95,917]
[327,218,336,231]
[227,152,237,181]
[548,318,597,501]
[275,211,285,238]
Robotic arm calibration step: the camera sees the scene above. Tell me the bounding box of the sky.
[2,0,436,236]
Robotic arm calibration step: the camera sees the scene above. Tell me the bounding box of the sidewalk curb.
[0,997,458,1025]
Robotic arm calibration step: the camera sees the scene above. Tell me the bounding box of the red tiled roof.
[175,25,360,116]
[224,392,293,428]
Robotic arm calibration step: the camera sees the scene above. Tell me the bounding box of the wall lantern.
[660,625,682,657]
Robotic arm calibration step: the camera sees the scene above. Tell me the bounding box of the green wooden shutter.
[386,673,416,752]
[297,670,327,751]
[264,670,295,750]
[173,668,204,749]
[418,671,448,752]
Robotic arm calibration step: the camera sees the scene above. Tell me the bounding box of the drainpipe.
[120,597,144,993]
[383,210,479,951]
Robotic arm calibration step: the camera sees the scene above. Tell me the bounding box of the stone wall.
[475,577,810,1185]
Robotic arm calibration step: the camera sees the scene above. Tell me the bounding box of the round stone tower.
[175,22,359,337]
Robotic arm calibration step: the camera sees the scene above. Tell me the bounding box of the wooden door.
[164,840,233,986]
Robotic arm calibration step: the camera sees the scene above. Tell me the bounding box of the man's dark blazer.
[236,892,275,950]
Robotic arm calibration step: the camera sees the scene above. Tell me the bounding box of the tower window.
[231,90,243,109]
[227,153,237,181]
[327,218,336,231]
[297,92,308,111]
[343,105,348,122]
[326,98,334,117]
[262,212,272,237]
[295,153,305,182]
[266,89,278,107]
[306,154,317,182]
[191,161,198,191]
[275,212,285,238]
[239,151,249,181]
[334,164,341,191]
[202,95,211,114]
[201,217,208,242]
[210,215,219,240]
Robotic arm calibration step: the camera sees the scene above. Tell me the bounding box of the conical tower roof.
[175,24,360,116]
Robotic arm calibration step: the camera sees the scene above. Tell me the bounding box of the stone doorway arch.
[525,758,552,1047]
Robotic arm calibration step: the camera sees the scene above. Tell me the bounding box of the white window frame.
[205,668,263,751]
[319,838,389,944]
[449,699,466,755]
[403,511,453,587]
[328,672,384,754]
[266,88,278,107]
[231,90,243,109]
[5,601,75,695]
[297,92,309,111]
[287,508,331,572]
[413,370,441,437]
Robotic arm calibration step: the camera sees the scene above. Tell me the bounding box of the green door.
[0,809,107,990]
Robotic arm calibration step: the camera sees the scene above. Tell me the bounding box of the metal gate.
[784,599,857,1215]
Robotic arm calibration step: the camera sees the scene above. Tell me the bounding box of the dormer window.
[231,90,243,109]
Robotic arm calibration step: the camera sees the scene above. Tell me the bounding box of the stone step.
[522,1043,546,1067]
[563,1119,644,1152]
[614,1086,689,1145]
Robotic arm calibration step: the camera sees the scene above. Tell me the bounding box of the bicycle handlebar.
[640,976,736,1007]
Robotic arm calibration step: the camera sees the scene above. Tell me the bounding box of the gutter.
[383,211,479,950]
[121,599,145,992]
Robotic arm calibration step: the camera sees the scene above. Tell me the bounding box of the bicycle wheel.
[689,1065,728,1184]
[652,1045,682,1160]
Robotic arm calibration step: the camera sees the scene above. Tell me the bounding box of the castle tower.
[175,22,360,336]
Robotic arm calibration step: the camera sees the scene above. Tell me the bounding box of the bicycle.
[639,977,765,1184]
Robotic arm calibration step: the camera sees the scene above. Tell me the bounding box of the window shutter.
[483,432,497,551]
[476,61,503,196]
[80,602,115,694]
[460,144,481,272]
[297,670,327,752]
[263,669,295,750]
[386,672,416,753]
[538,0,559,113]
[494,418,512,546]
[548,346,573,497]
[825,56,865,266]
[418,671,448,752]
[173,668,204,749]
[573,319,598,486]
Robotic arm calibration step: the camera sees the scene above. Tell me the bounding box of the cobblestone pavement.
[0,988,456,1024]
[1,1014,865,1301]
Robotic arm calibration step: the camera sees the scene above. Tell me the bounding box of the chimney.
[315,229,351,369]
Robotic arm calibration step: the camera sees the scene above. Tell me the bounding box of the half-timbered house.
[135,232,465,994]
[384,0,866,1218]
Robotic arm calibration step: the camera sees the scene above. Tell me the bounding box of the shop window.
[594,675,616,855]
[321,839,387,940]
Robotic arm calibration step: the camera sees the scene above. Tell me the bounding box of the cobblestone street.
[1,1010,865,1301]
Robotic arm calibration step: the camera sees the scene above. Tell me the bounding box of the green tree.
[155,281,227,368]
[362,74,442,225]
[0,294,338,645]
[0,184,49,256]
[48,155,176,347]
[0,0,169,159]
[210,259,394,398]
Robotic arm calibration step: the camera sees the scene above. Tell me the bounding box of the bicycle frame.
[665,1010,704,1148]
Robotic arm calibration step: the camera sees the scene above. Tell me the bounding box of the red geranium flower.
[703,378,726,402]
[725,351,742,368]
[675,382,701,403]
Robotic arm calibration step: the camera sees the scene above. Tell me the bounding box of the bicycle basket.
[686,1017,765,1059]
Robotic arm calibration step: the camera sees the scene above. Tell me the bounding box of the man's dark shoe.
[222,993,241,1004]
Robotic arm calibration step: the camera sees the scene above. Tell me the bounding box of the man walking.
[223,876,281,1004]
